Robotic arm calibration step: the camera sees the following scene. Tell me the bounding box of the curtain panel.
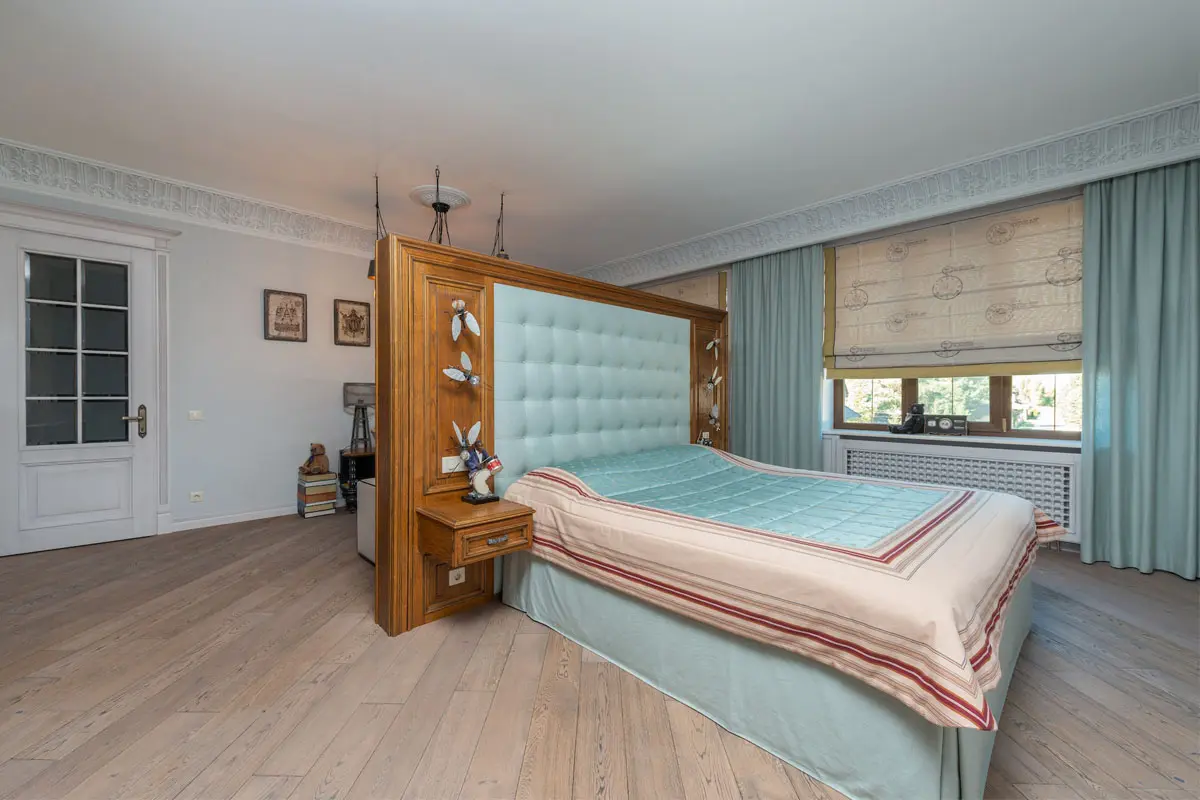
[1081,159,1199,579]
[730,245,824,470]
[829,198,1084,377]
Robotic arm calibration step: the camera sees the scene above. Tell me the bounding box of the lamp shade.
[343,382,375,408]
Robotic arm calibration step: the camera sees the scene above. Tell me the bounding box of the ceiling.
[0,0,1197,273]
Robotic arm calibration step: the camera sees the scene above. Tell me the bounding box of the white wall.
[0,185,374,530]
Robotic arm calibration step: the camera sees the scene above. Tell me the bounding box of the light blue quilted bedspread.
[549,445,953,550]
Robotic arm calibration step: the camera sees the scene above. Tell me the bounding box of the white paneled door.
[1,226,158,556]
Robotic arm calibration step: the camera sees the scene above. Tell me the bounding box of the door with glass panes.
[1,228,157,556]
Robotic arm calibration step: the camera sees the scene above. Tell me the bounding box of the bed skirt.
[501,551,1032,800]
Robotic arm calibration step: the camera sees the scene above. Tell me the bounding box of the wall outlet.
[448,567,466,586]
[187,410,204,421]
[441,456,466,474]
[189,491,204,503]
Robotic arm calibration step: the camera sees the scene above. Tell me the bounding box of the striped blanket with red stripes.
[506,451,1067,730]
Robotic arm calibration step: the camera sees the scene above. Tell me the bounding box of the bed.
[501,444,1064,800]
[370,239,1063,799]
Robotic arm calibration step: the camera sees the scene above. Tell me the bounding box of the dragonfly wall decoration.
[704,365,723,393]
[452,420,482,461]
[450,299,480,342]
[443,352,481,386]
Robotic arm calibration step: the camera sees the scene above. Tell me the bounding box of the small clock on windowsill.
[924,414,968,435]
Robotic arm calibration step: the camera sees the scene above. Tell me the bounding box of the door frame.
[0,201,178,538]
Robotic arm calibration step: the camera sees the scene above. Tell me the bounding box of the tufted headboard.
[493,284,691,494]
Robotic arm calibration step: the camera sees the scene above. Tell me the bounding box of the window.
[917,376,991,422]
[834,374,1080,438]
[1011,373,1082,433]
[24,253,131,446]
[841,378,903,425]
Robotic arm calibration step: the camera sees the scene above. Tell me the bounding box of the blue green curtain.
[1081,159,1199,579]
[730,245,824,470]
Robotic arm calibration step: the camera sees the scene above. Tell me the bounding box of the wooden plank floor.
[0,515,1196,800]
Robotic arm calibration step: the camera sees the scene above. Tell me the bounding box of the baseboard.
[170,505,297,533]
[169,499,348,533]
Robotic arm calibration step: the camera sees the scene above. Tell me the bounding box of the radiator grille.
[845,448,1073,530]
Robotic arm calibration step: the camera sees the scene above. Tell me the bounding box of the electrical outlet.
[441,456,466,474]
[187,410,204,421]
[448,567,466,586]
[189,491,204,503]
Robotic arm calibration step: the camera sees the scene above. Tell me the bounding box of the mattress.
[505,444,1064,729]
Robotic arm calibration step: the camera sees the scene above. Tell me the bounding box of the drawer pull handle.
[486,535,509,546]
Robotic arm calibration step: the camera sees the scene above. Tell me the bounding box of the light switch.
[188,410,204,421]
[448,567,466,586]
[441,456,466,474]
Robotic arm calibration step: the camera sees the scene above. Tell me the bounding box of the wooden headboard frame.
[374,234,727,635]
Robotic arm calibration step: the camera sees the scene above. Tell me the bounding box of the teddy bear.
[299,443,330,475]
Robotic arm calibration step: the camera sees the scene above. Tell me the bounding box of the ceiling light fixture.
[409,166,470,247]
[491,192,510,260]
[368,173,388,280]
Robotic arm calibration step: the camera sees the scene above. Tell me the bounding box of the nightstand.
[417,495,533,568]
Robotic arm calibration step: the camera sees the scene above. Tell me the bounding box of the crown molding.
[583,96,1200,286]
[0,138,375,256]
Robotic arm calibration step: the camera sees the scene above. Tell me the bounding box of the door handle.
[122,404,148,439]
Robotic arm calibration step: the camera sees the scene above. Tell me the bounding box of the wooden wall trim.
[374,235,728,634]
[374,235,406,635]
[387,235,725,324]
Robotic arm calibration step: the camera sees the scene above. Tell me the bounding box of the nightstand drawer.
[461,520,531,564]
[416,497,534,569]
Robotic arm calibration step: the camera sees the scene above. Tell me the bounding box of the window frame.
[833,376,1081,440]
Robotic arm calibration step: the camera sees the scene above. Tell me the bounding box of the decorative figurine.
[704,365,723,393]
[706,337,721,360]
[450,299,480,342]
[299,443,330,475]
[452,420,503,504]
[708,403,721,432]
[888,403,926,434]
[443,351,481,386]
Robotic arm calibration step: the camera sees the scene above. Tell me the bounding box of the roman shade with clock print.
[825,197,1084,377]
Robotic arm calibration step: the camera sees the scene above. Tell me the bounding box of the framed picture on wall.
[263,289,308,342]
[334,299,371,347]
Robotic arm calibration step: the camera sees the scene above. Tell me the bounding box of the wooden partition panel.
[374,235,727,634]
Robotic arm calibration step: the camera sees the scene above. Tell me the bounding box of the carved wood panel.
[692,319,728,451]
[421,267,489,495]
[422,556,492,622]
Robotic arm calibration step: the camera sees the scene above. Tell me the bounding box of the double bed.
[370,240,1066,800]
[500,444,1064,800]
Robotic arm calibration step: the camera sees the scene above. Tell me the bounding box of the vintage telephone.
[888,403,926,434]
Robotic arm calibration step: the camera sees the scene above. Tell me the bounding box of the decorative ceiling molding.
[582,96,1200,286]
[0,138,375,256]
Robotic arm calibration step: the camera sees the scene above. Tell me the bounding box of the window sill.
[823,428,1081,452]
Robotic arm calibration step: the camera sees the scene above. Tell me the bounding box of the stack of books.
[297,472,337,518]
